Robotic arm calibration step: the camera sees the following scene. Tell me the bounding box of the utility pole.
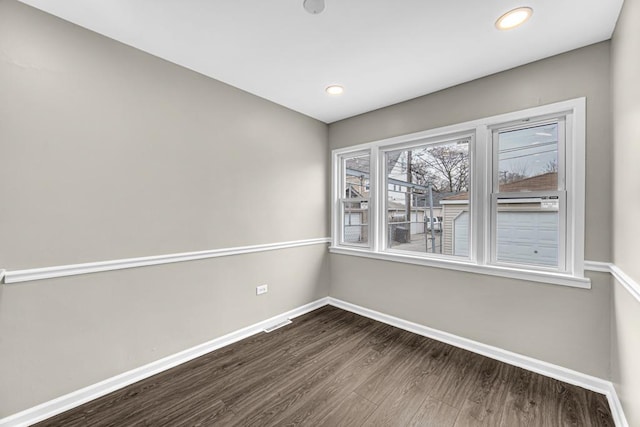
[429,184,435,253]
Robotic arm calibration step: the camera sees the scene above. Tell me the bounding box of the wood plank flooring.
[35,306,614,426]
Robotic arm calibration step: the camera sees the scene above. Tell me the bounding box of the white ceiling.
[18,0,623,123]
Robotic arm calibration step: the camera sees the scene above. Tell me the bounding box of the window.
[337,152,371,247]
[383,135,471,258]
[331,98,587,287]
[492,120,565,270]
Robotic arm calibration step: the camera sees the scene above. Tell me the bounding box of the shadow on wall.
[610,281,640,426]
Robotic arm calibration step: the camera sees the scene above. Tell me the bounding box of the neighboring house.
[343,170,370,243]
[440,172,559,266]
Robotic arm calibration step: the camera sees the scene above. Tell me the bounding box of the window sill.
[328,246,591,289]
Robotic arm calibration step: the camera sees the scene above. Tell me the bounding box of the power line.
[498,140,557,154]
[499,148,557,162]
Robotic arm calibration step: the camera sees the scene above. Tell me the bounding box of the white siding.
[453,211,470,257]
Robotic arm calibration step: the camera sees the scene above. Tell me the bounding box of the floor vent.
[263,319,292,333]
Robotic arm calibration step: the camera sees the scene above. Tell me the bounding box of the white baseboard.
[606,386,629,427]
[327,297,629,427]
[0,297,330,427]
[0,295,628,427]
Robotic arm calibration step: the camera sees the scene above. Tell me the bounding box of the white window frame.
[489,117,567,272]
[379,132,475,261]
[335,150,374,249]
[330,98,587,288]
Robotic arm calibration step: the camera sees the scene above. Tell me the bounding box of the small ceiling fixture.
[325,85,344,95]
[495,7,533,30]
[303,0,325,15]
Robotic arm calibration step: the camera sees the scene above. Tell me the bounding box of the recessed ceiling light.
[303,0,325,14]
[495,7,533,30]
[326,85,344,95]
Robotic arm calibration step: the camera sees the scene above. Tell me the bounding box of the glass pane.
[497,123,559,192]
[344,154,370,199]
[495,197,559,267]
[385,138,470,257]
[342,201,368,244]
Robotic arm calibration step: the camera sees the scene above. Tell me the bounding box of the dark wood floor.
[36,306,614,426]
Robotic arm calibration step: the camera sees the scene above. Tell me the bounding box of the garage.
[453,212,470,257]
[343,212,363,243]
[453,210,558,267]
[496,211,558,267]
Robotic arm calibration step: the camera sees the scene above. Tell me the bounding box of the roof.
[440,172,558,203]
[442,192,470,201]
[416,191,463,205]
[500,172,558,192]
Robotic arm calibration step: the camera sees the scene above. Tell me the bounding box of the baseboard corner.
[327,296,629,426]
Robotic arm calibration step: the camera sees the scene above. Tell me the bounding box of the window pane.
[343,201,368,244]
[385,138,470,257]
[341,153,370,246]
[495,197,559,267]
[498,123,558,192]
[344,155,370,198]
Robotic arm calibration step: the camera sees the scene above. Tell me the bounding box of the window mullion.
[331,97,585,282]
[371,147,382,252]
[474,125,489,266]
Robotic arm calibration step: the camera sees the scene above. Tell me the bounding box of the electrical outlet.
[256,284,268,295]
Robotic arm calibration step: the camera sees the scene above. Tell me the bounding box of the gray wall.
[2,0,636,420]
[611,0,640,423]
[329,42,613,378]
[0,0,328,270]
[611,280,640,426]
[0,0,329,416]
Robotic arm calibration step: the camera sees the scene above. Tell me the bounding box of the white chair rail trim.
[1,238,331,284]
[584,260,640,304]
[2,243,639,300]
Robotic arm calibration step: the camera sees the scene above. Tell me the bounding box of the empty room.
[1,0,639,425]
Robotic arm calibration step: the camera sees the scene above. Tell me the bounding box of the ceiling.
[18,0,623,123]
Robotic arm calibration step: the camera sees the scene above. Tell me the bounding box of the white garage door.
[452,211,558,266]
[454,212,469,257]
[344,213,362,243]
[411,212,425,234]
[496,211,558,267]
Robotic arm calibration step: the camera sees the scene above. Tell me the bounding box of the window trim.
[336,150,373,249]
[379,131,475,261]
[330,98,587,288]
[490,118,567,272]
